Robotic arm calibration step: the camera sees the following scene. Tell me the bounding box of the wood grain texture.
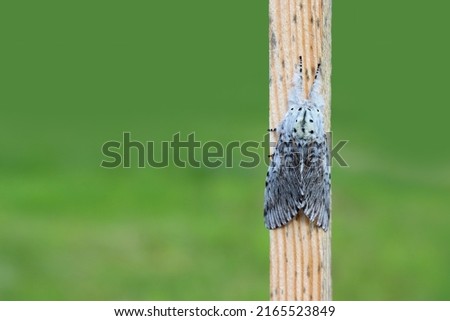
[269,0,332,301]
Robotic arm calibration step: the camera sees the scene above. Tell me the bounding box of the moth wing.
[264,141,305,229]
[302,139,331,231]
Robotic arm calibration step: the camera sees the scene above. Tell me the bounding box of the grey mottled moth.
[264,56,330,231]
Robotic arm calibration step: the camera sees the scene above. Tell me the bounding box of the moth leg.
[267,128,277,132]
[297,56,303,92]
[308,61,324,109]
[288,56,304,104]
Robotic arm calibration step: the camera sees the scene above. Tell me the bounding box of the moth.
[264,56,330,231]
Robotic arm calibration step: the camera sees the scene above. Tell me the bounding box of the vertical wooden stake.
[269,0,332,300]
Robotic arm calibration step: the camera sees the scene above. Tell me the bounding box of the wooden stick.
[269,0,332,301]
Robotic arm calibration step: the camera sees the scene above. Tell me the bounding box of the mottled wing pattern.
[264,136,330,231]
[264,138,305,229]
[301,138,330,231]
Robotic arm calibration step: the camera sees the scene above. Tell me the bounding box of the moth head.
[292,101,323,140]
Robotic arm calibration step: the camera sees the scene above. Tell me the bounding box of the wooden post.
[269,0,332,300]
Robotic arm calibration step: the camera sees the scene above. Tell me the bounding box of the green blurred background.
[1,0,449,300]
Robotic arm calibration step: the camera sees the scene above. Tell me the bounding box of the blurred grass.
[1,0,450,300]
